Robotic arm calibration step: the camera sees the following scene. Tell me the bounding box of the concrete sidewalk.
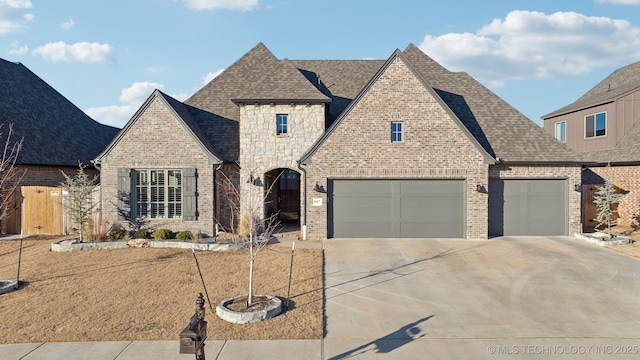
[0,340,323,360]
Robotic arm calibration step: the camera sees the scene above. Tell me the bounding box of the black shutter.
[183,168,198,221]
[117,168,132,220]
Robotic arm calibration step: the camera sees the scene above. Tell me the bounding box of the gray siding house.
[95,43,581,240]
[543,60,640,229]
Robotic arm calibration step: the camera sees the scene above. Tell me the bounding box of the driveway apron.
[323,237,640,359]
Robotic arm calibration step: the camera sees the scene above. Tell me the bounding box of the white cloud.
[32,41,114,64]
[0,0,33,35]
[419,10,640,89]
[181,0,258,11]
[8,40,27,55]
[203,68,224,84]
[86,82,164,128]
[596,0,640,4]
[60,17,74,30]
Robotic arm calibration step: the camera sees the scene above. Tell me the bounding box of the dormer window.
[277,114,288,135]
[585,112,606,138]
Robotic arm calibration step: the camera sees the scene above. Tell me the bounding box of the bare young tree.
[0,124,26,225]
[217,166,282,307]
[60,163,98,242]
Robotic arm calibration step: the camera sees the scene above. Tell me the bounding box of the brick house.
[95,43,581,240]
[543,59,640,229]
[0,58,119,234]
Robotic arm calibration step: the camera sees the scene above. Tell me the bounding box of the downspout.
[213,162,223,236]
[91,159,103,238]
[296,160,307,241]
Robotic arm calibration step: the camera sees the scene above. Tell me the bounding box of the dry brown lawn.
[0,236,323,344]
[605,226,640,259]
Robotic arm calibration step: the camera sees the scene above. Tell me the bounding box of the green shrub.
[133,229,152,239]
[152,228,174,240]
[107,226,127,240]
[176,230,194,241]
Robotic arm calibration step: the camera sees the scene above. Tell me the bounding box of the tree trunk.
[248,239,254,307]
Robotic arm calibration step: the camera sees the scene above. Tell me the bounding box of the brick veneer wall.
[488,164,582,235]
[303,57,490,240]
[99,96,218,236]
[584,165,640,227]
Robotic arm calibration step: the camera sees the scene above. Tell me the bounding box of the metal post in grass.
[285,240,295,310]
[191,248,214,313]
[15,230,23,290]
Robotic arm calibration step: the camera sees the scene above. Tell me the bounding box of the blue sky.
[2,0,640,128]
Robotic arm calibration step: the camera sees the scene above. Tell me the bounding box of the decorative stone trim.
[51,239,243,252]
[216,294,282,324]
[573,232,631,246]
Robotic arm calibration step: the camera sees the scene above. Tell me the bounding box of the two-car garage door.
[328,178,568,238]
[328,180,465,238]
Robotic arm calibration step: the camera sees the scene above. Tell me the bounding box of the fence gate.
[15,186,63,235]
[582,183,621,230]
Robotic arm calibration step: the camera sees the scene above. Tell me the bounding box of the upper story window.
[276,114,288,135]
[555,121,566,142]
[585,112,606,138]
[391,122,403,142]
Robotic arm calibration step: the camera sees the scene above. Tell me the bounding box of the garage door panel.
[330,180,464,238]
[489,179,567,237]
[334,222,393,238]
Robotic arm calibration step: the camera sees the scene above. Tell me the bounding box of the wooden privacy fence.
[582,183,620,229]
[5,185,101,235]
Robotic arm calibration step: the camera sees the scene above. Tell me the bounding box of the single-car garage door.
[488,179,567,237]
[328,180,465,238]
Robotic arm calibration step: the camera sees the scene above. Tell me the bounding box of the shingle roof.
[402,44,579,163]
[233,59,331,103]
[289,59,385,125]
[181,43,579,164]
[0,58,119,166]
[544,60,640,118]
[581,119,640,164]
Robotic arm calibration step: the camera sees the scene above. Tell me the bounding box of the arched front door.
[264,168,300,222]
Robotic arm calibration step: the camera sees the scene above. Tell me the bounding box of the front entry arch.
[264,168,300,222]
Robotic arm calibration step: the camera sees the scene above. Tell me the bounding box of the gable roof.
[95,90,223,164]
[233,59,330,103]
[544,60,640,119]
[300,49,496,165]
[0,58,119,166]
[300,44,580,165]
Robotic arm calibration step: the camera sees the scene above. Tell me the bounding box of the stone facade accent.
[238,102,325,218]
[583,165,640,228]
[99,96,218,236]
[303,57,489,240]
[488,164,582,235]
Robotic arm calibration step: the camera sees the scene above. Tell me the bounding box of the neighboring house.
[0,58,119,234]
[542,60,640,229]
[96,43,581,240]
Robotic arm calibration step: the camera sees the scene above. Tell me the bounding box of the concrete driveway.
[323,237,640,359]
